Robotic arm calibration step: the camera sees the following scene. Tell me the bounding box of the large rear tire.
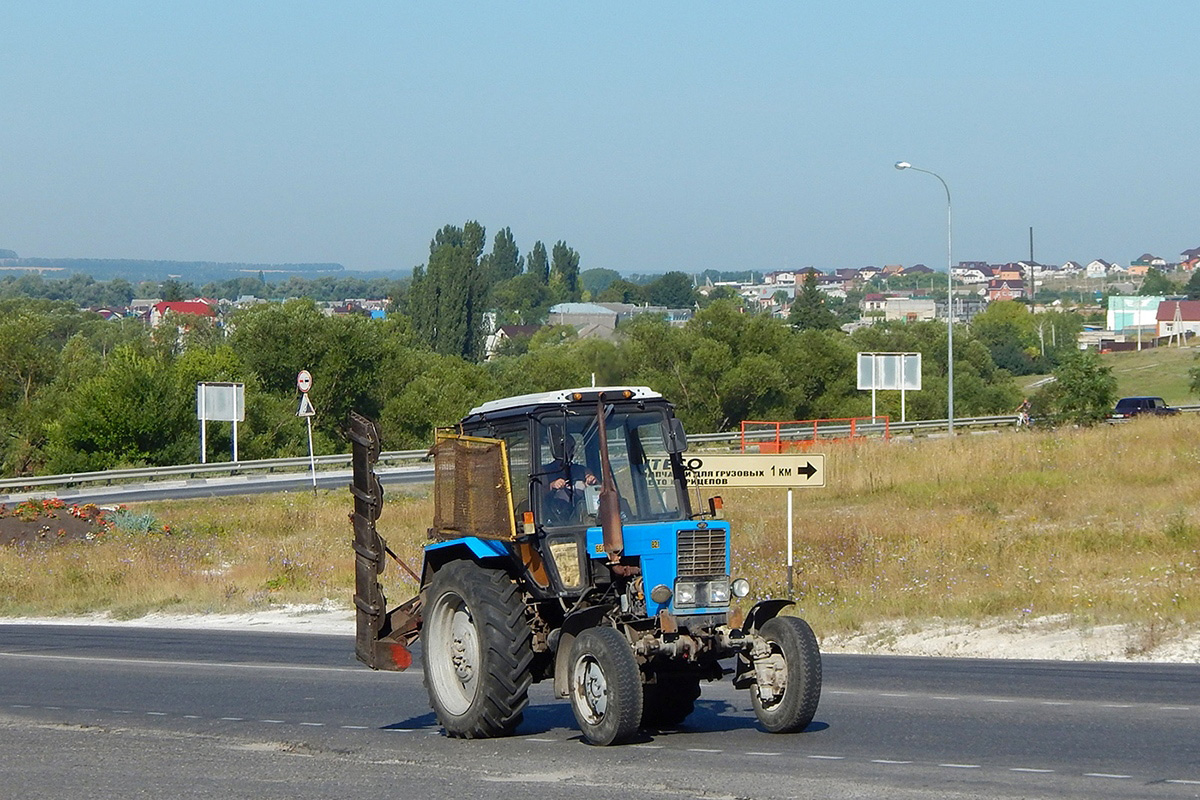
[568,627,642,746]
[422,561,533,738]
[750,616,821,734]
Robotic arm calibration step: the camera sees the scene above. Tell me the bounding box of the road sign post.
[297,371,317,492]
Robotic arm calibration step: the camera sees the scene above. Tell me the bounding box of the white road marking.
[260,719,285,724]
[931,696,960,701]
[113,710,131,714]
[1041,701,1071,706]
[808,755,845,760]
[43,706,62,710]
[525,737,557,742]
[939,763,980,769]
[1160,706,1190,711]
[746,752,780,756]
[687,748,722,753]
[146,711,166,716]
[880,693,909,697]
[1167,779,1200,785]
[1085,773,1130,779]
[1101,704,1133,708]
[183,715,200,719]
[632,744,664,750]
[0,650,372,675]
[872,759,913,765]
[385,728,413,732]
[340,725,369,730]
[1010,768,1054,773]
[983,698,1015,704]
[11,704,30,708]
[220,717,243,721]
[828,690,855,695]
[299,722,324,727]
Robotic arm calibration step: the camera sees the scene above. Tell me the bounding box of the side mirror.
[668,418,688,453]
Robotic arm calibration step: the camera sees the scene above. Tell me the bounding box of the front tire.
[422,561,533,738]
[750,616,822,734]
[568,627,642,745]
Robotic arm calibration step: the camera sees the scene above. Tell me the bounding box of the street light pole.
[895,161,954,435]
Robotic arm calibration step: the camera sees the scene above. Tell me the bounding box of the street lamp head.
[894,161,911,170]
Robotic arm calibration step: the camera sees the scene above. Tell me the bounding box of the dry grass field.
[2,417,1197,652]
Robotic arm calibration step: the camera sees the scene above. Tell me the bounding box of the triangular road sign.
[297,394,316,417]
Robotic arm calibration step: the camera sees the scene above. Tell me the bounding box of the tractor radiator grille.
[677,528,727,577]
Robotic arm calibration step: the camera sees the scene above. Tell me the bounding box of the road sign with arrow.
[676,453,824,488]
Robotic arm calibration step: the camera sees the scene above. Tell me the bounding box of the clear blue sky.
[2,1,1197,274]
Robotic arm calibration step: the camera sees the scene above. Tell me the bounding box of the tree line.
[0,220,1117,478]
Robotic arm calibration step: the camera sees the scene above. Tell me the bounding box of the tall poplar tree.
[484,227,523,283]
[550,240,581,301]
[528,241,549,285]
[409,221,490,361]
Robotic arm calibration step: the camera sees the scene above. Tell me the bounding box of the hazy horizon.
[3,3,1197,274]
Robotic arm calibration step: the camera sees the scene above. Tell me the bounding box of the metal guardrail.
[0,449,428,493]
[0,415,1028,493]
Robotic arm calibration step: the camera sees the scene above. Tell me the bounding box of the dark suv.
[1109,396,1179,420]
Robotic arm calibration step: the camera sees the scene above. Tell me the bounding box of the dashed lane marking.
[1085,773,1131,779]
[808,755,845,760]
[687,748,722,753]
[340,725,369,730]
[1010,768,1055,773]
[939,763,981,769]
[299,722,324,727]
[746,752,780,757]
[220,717,244,721]
[260,719,285,724]
[146,712,166,716]
[871,760,913,765]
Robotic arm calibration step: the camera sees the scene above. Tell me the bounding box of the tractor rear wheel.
[568,626,642,745]
[422,561,533,738]
[750,616,822,734]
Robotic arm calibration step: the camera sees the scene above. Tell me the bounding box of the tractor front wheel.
[750,616,822,734]
[568,627,642,745]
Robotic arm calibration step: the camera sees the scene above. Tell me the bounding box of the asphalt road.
[0,624,1197,799]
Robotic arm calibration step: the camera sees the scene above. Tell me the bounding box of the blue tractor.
[349,386,821,745]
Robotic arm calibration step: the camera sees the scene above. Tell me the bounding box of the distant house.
[995,263,1024,282]
[485,324,541,359]
[860,293,887,315]
[903,264,935,275]
[1086,259,1113,278]
[953,265,988,284]
[986,279,1025,301]
[150,299,216,327]
[1060,261,1084,275]
[1156,300,1200,340]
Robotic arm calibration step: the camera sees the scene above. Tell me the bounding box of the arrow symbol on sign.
[798,461,817,479]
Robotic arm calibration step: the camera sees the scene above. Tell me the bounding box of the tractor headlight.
[708,579,731,604]
[674,581,698,607]
[731,578,751,598]
[673,578,731,609]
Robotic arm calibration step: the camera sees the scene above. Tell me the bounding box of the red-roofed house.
[1156,300,1200,340]
[150,300,216,327]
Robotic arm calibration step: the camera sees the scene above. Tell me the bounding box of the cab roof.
[469,386,663,417]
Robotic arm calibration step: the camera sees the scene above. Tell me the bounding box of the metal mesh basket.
[431,433,516,541]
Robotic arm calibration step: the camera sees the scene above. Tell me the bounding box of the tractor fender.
[420,538,513,585]
[552,605,614,698]
[742,599,795,636]
[732,599,795,690]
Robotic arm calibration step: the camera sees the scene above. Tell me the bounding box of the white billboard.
[857,352,921,391]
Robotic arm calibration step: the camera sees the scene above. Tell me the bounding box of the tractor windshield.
[536,406,684,527]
